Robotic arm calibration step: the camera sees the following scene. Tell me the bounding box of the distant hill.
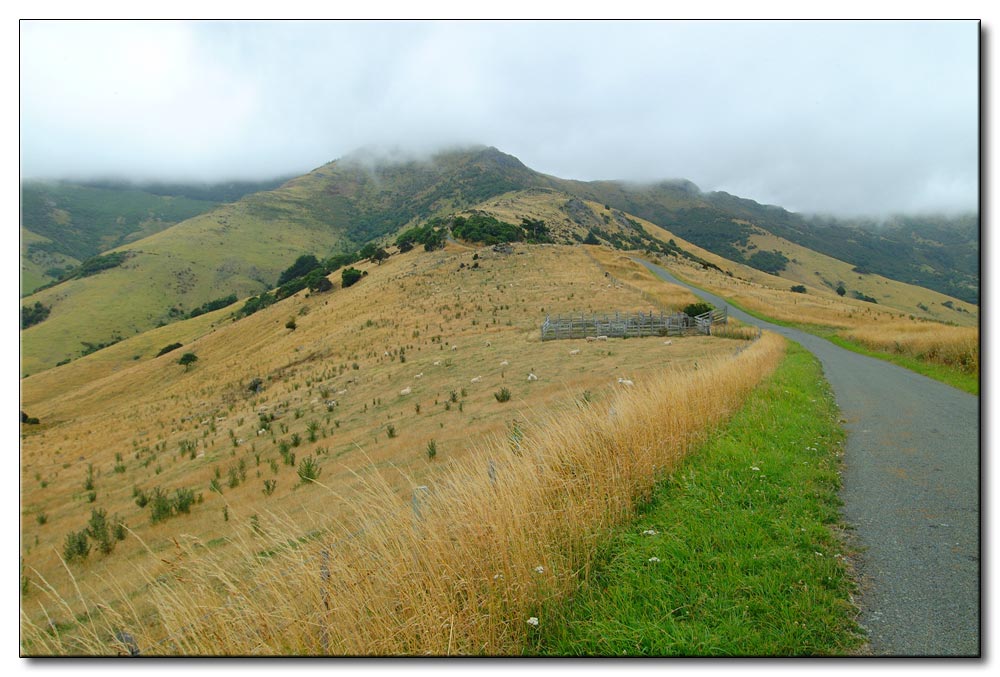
[19,146,979,375]
[551,180,980,305]
[19,178,288,294]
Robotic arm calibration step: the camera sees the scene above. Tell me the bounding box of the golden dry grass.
[640,252,979,382]
[21,327,785,655]
[839,322,979,374]
[20,243,764,654]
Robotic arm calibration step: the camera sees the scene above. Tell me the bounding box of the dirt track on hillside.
[637,259,980,657]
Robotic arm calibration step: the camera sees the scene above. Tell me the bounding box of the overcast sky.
[19,19,979,217]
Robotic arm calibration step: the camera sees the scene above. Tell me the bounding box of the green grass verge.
[528,342,865,656]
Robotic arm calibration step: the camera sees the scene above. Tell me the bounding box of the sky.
[18,19,980,217]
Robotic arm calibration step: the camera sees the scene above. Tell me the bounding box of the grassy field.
[21,242,767,654]
[643,253,979,394]
[530,342,865,656]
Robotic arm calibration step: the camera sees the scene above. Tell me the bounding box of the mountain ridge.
[19,145,978,376]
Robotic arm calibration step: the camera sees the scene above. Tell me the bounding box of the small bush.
[426,440,438,460]
[683,302,714,318]
[149,487,173,523]
[342,267,363,288]
[156,342,183,357]
[63,530,91,562]
[790,285,807,294]
[297,456,321,484]
[494,387,512,403]
[173,488,196,514]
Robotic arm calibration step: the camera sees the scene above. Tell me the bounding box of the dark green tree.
[178,352,199,371]
[277,254,320,286]
[20,301,51,329]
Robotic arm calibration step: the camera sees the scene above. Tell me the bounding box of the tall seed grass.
[839,323,979,374]
[21,333,785,656]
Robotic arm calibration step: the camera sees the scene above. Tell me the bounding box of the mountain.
[18,146,978,376]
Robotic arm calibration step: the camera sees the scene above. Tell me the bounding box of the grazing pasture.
[20,243,762,654]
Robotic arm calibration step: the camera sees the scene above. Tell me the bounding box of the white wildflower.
[641,529,658,536]
[534,565,545,574]
[751,466,760,471]
[648,556,661,563]
[526,617,539,627]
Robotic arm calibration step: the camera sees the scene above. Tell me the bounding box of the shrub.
[63,530,91,562]
[21,301,51,329]
[342,267,363,288]
[426,440,438,460]
[297,456,321,484]
[149,487,173,523]
[746,249,789,274]
[494,387,512,403]
[188,294,238,319]
[790,285,807,294]
[263,479,277,496]
[285,318,297,331]
[173,488,196,514]
[178,352,199,371]
[87,508,115,554]
[277,254,320,286]
[683,302,714,318]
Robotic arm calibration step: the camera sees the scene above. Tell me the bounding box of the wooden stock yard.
[540,307,728,341]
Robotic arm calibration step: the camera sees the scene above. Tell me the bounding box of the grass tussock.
[21,333,785,656]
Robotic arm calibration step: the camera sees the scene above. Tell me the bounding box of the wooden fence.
[540,307,728,341]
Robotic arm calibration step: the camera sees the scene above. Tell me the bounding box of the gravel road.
[637,259,980,656]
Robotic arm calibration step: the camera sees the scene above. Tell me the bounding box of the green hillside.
[552,179,979,304]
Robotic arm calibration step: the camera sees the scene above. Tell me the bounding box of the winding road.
[637,259,980,657]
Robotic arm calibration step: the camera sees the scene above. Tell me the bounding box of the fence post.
[412,486,429,523]
[320,548,330,653]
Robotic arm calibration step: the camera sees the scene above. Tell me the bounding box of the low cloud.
[20,20,979,216]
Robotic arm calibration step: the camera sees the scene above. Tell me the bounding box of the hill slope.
[19,146,977,375]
